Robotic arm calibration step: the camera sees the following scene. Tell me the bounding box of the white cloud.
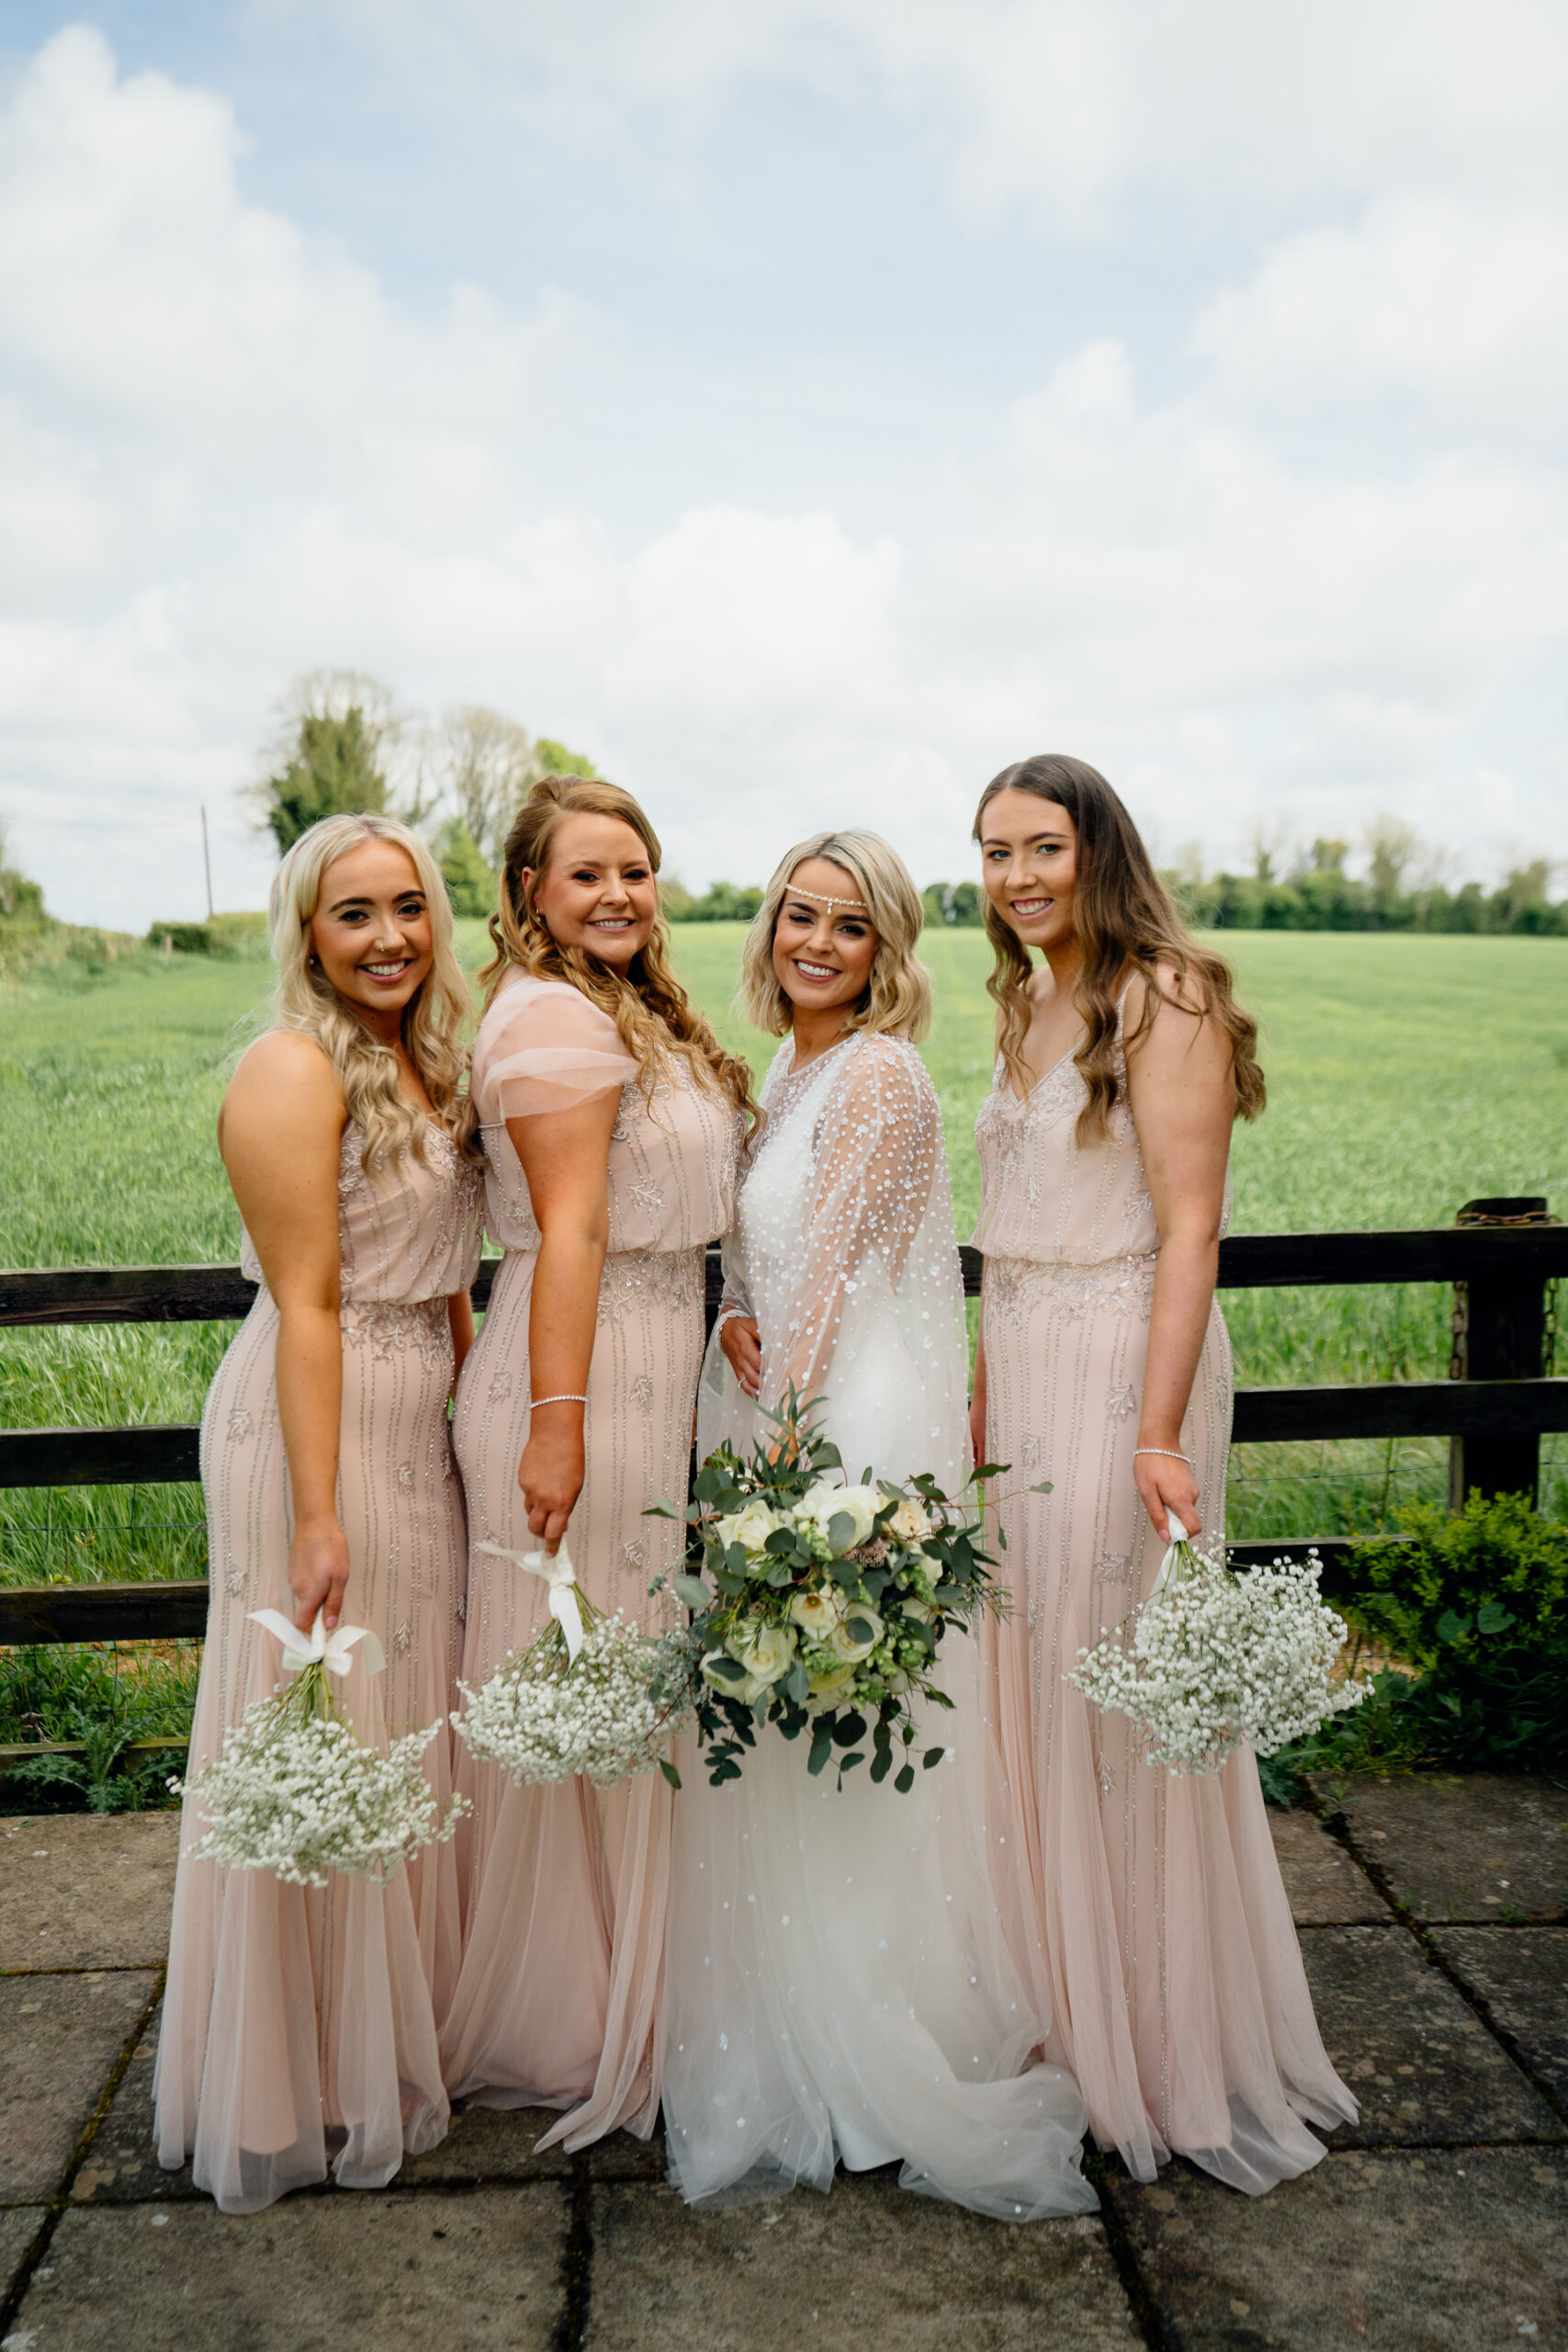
[0,24,1564,928]
[297,0,1568,223]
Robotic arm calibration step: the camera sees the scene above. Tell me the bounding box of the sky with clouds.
[1,0,1564,926]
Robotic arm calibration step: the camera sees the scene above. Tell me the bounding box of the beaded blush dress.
[437,971,740,2149]
[662,1031,1094,2220]
[154,1114,483,2214]
[974,1012,1357,2193]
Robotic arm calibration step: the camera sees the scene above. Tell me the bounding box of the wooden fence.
[1,1199,1563,1649]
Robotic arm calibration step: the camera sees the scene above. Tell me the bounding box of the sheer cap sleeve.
[471,973,636,1123]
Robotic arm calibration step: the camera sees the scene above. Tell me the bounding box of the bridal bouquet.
[1068,1518,1371,1776]
[649,1396,1019,1792]
[175,1611,467,1887]
[453,1542,683,1790]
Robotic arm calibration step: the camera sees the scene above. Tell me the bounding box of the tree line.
[922,824,1567,936]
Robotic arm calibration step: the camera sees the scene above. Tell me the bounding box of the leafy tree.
[535,738,600,781]
[435,818,498,917]
[256,672,406,854]
[436,706,536,866]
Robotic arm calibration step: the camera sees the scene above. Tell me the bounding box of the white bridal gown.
[660,1030,1094,2220]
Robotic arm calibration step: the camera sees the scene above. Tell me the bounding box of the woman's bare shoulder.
[222,1032,344,1123]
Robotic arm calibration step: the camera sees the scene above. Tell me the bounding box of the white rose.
[796,1482,881,1549]
[715,1498,784,1555]
[825,1605,883,1666]
[887,1498,931,1544]
[726,1617,798,1685]
[805,1661,858,1704]
[700,1650,769,1706]
[790,1587,846,1639]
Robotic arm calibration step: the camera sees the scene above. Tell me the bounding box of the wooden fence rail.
[1,1205,1561,1647]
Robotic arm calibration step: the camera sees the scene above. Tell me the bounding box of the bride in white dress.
[660,831,1093,2221]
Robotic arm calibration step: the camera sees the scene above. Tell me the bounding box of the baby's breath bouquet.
[453,1542,684,1790]
[1068,1518,1371,1776]
[649,1393,1024,1793]
[176,1611,466,1888]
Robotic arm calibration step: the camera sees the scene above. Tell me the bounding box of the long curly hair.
[268,812,479,1173]
[480,775,756,1123]
[973,753,1265,1143]
[738,829,931,1042]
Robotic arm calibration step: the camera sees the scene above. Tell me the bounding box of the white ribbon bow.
[477,1539,585,1663]
[249,1607,387,1678]
[1147,1510,1192,1601]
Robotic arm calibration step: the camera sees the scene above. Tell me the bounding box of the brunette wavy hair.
[480,775,756,1123]
[738,829,931,1043]
[268,812,479,1174]
[973,753,1265,1143]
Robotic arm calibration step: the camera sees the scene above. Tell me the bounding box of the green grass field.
[2,925,1564,1581]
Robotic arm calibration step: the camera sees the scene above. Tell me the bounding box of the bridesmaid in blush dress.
[438,776,750,2151]
[154,815,483,2213]
[968,755,1357,2195]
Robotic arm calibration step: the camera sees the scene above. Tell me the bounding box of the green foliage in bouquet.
[648,1390,1032,1793]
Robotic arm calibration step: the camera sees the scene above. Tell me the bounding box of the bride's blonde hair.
[481,775,756,1122]
[269,813,478,1173]
[739,830,931,1042]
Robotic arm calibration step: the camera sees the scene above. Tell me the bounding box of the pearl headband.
[785,883,869,913]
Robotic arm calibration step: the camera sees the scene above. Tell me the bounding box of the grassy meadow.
[1,924,1565,1587]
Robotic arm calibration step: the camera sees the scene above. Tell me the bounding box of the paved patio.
[0,1776,1564,2351]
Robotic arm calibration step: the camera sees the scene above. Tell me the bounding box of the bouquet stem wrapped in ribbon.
[175,1609,467,1885]
[452,1543,684,1790]
[1068,1514,1371,1776]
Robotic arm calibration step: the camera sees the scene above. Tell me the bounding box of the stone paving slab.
[0,2206,44,2297]
[1106,2145,1568,2351]
[20,2183,570,2351]
[0,1968,155,2201]
[584,2175,1140,2352]
[0,1813,180,1972]
[1431,1927,1568,2111]
[1267,1808,1386,1924]
[1312,1774,1568,1922]
[1299,1925,1566,2146]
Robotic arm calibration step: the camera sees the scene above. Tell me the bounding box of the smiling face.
[771,857,879,1021]
[977,788,1081,953]
[307,838,434,1026]
[526,812,659,970]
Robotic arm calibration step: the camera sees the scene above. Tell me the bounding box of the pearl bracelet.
[1133,1446,1193,1464]
[531,1393,588,1409]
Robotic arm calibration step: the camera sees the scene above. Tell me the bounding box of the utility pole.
[201,805,215,920]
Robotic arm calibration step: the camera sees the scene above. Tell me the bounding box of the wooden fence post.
[1449,1196,1555,1509]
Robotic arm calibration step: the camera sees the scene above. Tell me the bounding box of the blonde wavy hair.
[738,830,931,1042]
[480,775,756,1123]
[268,813,479,1174]
[973,753,1265,1144]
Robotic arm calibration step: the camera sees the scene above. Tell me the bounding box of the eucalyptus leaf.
[895,1763,915,1793]
[659,1758,682,1789]
[839,1751,865,1773]
[827,1511,857,1555]
[672,1575,710,1611]
[1028,1479,1055,1494]
[922,1747,945,1770]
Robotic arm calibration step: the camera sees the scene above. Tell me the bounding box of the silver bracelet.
[1134,1446,1193,1464]
[531,1393,588,1409]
